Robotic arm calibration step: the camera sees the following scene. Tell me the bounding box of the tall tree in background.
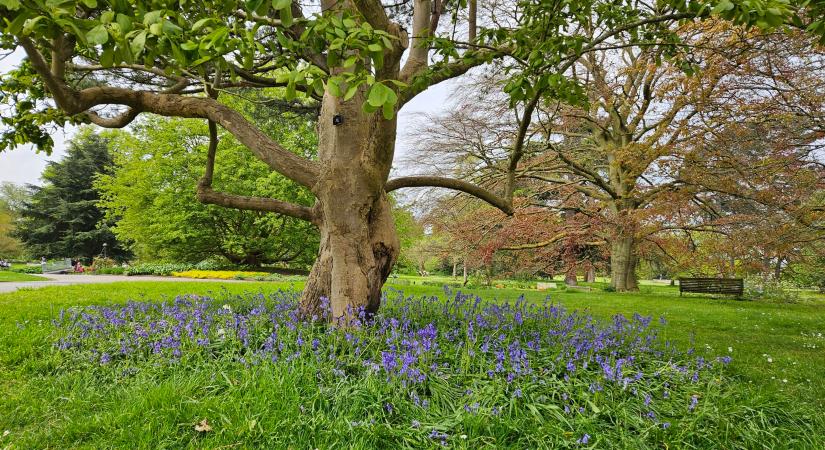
[97,97,320,267]
[15,129,130,261]
[410,22,825,291]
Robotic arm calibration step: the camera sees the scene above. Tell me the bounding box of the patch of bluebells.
[52,287,733,445]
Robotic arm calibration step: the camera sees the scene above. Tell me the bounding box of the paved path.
[0,274,244,294]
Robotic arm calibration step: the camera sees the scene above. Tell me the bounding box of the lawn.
[1,279,823,448]
[0,271,46,282]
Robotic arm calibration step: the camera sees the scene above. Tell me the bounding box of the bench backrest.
[42,258,73,274]
[679,277,743,296]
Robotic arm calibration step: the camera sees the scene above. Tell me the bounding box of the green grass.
[0,271,46,282]
[1,279,823,448]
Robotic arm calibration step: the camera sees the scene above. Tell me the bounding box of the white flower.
[460,435,468,440]
[728,347,733,353]
[2,430,9,437]
[217,327,226,338]
[222,304,232,311]
[767,357,773,363]
[782,379,788,383]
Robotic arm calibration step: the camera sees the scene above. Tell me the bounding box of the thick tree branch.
[400,0,433,80]
[19,36,319,188]
[386,176,513,214]
[352,0,391,31]
[196,185,316,223]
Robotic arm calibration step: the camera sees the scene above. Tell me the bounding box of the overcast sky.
[0,50,454,186]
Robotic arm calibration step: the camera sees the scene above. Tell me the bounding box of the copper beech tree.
[0,0,807,316]
[410,21,825,290]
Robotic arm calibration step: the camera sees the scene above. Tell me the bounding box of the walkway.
[0,274,243,294]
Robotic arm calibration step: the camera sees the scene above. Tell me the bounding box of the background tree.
[409,21,825,291]
[0,182,28,259]
[97,96,320,267]
[15,129,130,261]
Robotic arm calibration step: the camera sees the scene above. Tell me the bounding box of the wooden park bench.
[679,277,743,297]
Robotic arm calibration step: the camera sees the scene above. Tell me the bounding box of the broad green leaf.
[192,18,212,32]
[100,47,114,67]
[343,83,359,101]
[382,102,394,120]
[130,30,146,55]
[143,10,162,26]
[367,83,389,107]
[116,14,132,34]
[81,0,97,7]
[272,0,290,10]
[86,24,109,45]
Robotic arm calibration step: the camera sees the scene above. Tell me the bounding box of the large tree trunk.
[610,235,638,291]
[298,73,400,321]
[585,265,596,283]
[564,265,578,286]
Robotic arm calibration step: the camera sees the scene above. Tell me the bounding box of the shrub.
[744,277,801,303]
[94,267,125,275]
[9,265,43,274]
[125,262,223,276]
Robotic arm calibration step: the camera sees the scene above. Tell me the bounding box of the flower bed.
[171,270,270,280]
[44,288,803,448]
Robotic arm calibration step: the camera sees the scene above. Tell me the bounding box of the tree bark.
[610,235,639,291]
[564,266,578,286]
[298,82,400,322]
[585,265,596,283]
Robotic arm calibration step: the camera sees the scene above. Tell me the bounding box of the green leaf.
[0,0,22,11]
[149,22,162,36]
[130,30,146,55]
[180,41,198,51]
[367,43,382,52]
[86,24,109,45]
[367,83,390,107]
[116,14,133,33]
[272,0,290,10]
[81,0,97,7]
[343,55,358,68]
[161,20,182,35]
[343,83,359,101]
[143,10,162,26]
[99,47,114,67]
[712,0,734,14]
[327,78,341,97]
[279,5,293,27]
[192,18,212,32]
[100,11,114,24]
[382,102,394,120]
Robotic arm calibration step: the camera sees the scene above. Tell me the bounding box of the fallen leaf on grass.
[195,419,213,433]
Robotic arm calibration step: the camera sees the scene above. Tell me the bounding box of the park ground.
[0,277,823,447]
